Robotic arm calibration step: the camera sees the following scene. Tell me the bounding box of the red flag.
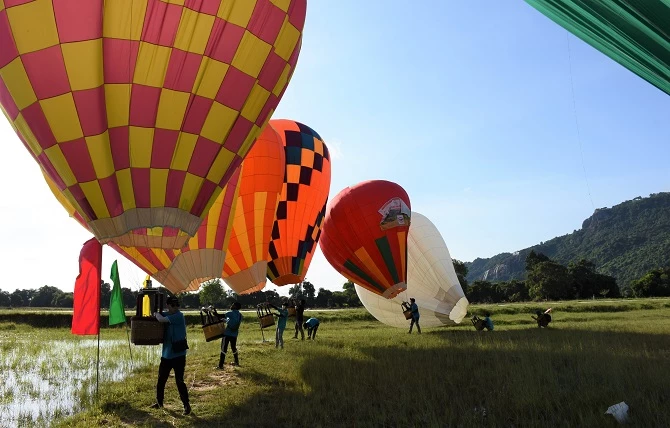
[72,238,102,335]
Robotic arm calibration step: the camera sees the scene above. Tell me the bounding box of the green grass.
[2,300,669,426]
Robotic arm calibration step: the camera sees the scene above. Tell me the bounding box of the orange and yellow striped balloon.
[222,122,285,294]
[1,0,307,249]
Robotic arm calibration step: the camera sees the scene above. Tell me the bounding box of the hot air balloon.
[110,166,240,294]
[43,158,241,295]
[266,119,331,286]
[222,122,285,294]
[0,0,307,249]
[354,212,469,328]
[320,180,411,299]
[525,0,670,96]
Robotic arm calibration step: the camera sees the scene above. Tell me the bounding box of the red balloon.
[320,180,411,298]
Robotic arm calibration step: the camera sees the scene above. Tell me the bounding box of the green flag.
[109,260,126,326]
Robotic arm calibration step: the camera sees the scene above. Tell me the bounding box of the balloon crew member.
[408,298,421,334]
[153,296,191,415]
[483,312,494,331]
[304,317,320,339]
[532,309,552,328]
[269,302,289,349]
[218,302,243,369]
[294,299,306,340]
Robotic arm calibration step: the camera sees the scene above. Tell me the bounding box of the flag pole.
[125,318,134,368]
[96,306,100,399]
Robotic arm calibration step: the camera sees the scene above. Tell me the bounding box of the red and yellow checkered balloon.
[0,0,307,249]
[43,163,241,295]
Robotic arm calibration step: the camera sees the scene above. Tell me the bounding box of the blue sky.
[0,1,668,294]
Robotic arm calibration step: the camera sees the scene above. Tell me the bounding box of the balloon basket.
[130,317,165,345]
[259,315,275,328]
[202,321,226,342]
[257,303,275,329]
[471,316,486,331]
[401,301,413,320]
[287,306,296,317]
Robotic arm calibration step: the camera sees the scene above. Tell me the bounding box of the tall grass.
[43,302,670,427]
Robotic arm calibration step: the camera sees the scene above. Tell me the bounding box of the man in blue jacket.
[304,317,320,339]
[218,302,243,368]
[153,296,191,415]
[408,298,421,334]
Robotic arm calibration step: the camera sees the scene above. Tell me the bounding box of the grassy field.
[2,299,670,427]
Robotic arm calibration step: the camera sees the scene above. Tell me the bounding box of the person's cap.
[166,296,180,306]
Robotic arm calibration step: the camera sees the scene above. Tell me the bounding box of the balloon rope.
[566,31,596,215]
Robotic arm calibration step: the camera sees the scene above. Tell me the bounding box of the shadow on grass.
[192,329,670,428]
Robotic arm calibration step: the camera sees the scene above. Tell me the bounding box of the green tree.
[31,286,62,307]
[527,261,572,301]
[525,250,550,271]
[452,259,469,291]
[288,283,302,299]
[631,267,670,297]
[54,293,74,308]
[342,281,361,307]
[0,291,10,307]
[10,291,24,307]
[315,288,332,307]
[199,279,226,306]
[301,281,316,305]
[122,287,136,309]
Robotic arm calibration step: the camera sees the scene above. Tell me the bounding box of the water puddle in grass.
[0,337,160,427]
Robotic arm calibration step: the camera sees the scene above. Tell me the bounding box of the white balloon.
[355,212,469,327]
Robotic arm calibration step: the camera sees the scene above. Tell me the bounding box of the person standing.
[408,298,421,334]
[270,302,289,349]
[153,296,191,415]
[294,299,306,340]
[218,302,243,369]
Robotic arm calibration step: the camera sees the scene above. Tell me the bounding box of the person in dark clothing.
[408,298,421,334]
[218,302,243,369]
[152,296,191,415]
[532,309,552,328]
[294,299,305,340]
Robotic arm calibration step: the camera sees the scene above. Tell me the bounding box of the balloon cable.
[566,31,597,216]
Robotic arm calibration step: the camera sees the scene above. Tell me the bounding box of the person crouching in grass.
[304,317,320,339]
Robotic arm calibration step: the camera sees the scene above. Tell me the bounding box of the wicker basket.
[259,314,275,328]
[287,306,296,317]
[130,317,165,345]
[403,310,413,320]
[202,321,226,342]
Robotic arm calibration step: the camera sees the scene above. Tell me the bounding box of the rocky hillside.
[466,192,670,287]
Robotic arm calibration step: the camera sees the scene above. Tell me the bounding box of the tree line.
[2,253,667,309]
[456,251,670,303]
[0,279,363,309]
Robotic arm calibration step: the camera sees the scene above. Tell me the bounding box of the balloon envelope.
[320,180,411,299]
[0,0,307,248]
[222,123,285,294]
[355,212,469,327]
[44,162,240,295]
[266,119,331,286]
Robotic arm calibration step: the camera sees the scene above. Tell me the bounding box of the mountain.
[465,192,670,288]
